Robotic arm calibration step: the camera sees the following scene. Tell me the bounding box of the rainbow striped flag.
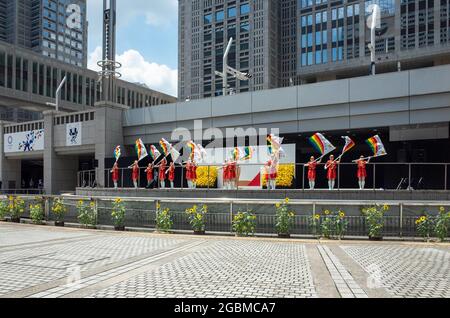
[366,135,387,157]
[231,147,240,161]
[241,146,254,161]
[159,138,170,156]
[114,145,121,162]
[187,141,196,159]
[135,139,148,161]
[309,133,336,155]
[149,145,161,160]
[341,136,356,154]
[160,138,180,162]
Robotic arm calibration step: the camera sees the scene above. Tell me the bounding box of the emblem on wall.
[66,122,82,146]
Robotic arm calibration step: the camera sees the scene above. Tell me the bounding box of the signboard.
[66,122,82,146]
[4,129,45,153]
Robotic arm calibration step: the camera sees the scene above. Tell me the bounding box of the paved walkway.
[0,223,448,298]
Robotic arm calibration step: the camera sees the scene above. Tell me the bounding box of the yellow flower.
[284,197,290,204]
[383,204,390,211]
[115,198,122,203]
[276,203,281,208]
[420,216,426,222]
[324,210,330,215]
[202,205,208,213]
[314,214,320,220]
[156,202,161,210]
[78,200,84,205]
[339,211,345,218]
[439,207,445,214]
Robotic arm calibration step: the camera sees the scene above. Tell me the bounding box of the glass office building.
[178,0,450,100]
[0,0,87,67]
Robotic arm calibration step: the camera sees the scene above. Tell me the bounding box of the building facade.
[178,0,450,100]
[0,0,88,68]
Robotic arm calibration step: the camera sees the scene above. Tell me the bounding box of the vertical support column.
[94,102,125,188]
[43,111,78,194]
[0,121,22,190]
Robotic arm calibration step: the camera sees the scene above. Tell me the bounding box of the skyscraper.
[178,0,450,101]
[0,0,88,67]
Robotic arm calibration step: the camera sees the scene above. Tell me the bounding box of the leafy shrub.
[77,200,97,227]
[52,198,67,222]
[111,198,126,227]
[232,211,257,237]
[362,204,389,238]
[30,204,44,224]
[185,204,207,232]
[155,202,172,232]
[275,198,295,235]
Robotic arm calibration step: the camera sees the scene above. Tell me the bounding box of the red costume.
[168,165,175,182]
[112,166,119,182]
[223,163,229,181]
[186,162,193,181]
[357,160,367,179]
[191,164,197,181]
[146,166,153,182]
[132,165,139,181]
[229,162,237,180]
[326,160,337,180]
[307,162,317,181]
[159,161,167,181]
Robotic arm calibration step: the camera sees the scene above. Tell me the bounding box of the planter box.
[193,230,205,235]
[55,221,65,227]
[114,226,125,231]
[278,233,291,239]
[10,218,21,223]
[369,236,383,241]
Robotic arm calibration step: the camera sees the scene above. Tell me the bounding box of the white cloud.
[88,46,178,97]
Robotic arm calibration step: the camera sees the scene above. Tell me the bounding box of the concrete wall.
[123,65,450,144]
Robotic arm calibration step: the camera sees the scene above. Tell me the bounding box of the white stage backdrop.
[199,144,296,189]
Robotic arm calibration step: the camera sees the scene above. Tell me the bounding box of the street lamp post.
[367,4,380,76]
[215,37,252,96]
[45,75,67,112]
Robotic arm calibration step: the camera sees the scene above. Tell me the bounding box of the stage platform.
[75,188,450,201]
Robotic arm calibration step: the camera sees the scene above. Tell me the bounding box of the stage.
[75,187,450,201]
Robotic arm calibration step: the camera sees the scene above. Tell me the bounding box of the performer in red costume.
[128,160,139,189]
[229,160,237,189]
[110,162,120,189]
[265,154,279,190]
[185,159,193,189]
[305,156,321,190]
[222,160,230,190]
[168,162,175,189]
[156,158,167,189]
[325,154,340,190]
[356,155,370,190]
[145,163,154,189]
[191,160,198,189]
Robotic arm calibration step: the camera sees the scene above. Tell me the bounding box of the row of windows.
[3,121,44,134]
[54,111,95,126]
[204,3,250,24]
[0,50,173,109]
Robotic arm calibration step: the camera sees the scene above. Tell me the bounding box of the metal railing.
[2,195,449,239]
[76,162,450,191]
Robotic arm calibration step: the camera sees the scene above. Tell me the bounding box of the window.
[215,10,224,22]
[240,3,250,15]
[228,7,236,18]
[204,14,212,24]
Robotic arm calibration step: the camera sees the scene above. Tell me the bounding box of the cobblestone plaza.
[0,223,448,299]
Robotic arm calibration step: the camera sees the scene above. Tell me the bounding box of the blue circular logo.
[7,136,13,145]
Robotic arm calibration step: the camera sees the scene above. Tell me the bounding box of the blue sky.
[86,0,178,96]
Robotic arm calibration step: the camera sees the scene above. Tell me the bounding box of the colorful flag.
[231,147,240,161]
[135,139,148,161]
[114,145,121,162]
[309,133,336,155]
[149,145,161,160]
[341,136,356,154]
[159,138,180,162]
[159,138,170,156]
[187,141,196,159]
[366,135,387,157]
[195,144,207,161]
[267,134,284,151]
[241,146,254,161]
